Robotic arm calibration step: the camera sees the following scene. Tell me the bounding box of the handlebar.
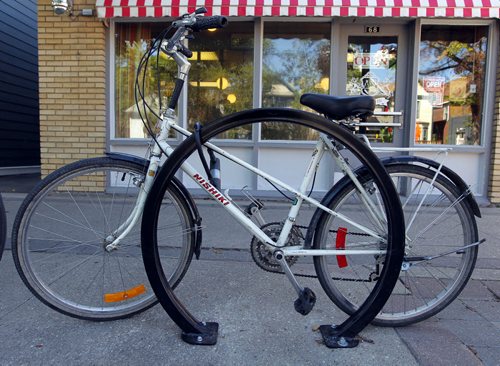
[159,9,228,110]
[171,8,228,32]
[189,16,228,32]
[165,10,228,54]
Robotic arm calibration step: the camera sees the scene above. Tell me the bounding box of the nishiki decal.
[193,173,230,206]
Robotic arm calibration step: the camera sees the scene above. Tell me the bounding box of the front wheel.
[314,163,478,326]
[12,157,195,321]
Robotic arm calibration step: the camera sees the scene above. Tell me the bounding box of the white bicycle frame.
[106,111,388,258]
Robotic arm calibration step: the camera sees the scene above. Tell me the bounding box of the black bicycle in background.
[0,193,6,261]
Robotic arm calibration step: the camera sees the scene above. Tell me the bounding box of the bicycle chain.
[250,223,374,283]
[294,224,372,237]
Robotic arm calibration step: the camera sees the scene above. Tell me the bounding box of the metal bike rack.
[141,108,405,349]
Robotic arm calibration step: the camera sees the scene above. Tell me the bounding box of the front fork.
[104,155,162,252]
[104,113,176,251]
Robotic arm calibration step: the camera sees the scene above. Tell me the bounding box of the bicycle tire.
[141,108,405,340]
[0,193,6,262]
[12,157,195,321]
[314,163,478,326]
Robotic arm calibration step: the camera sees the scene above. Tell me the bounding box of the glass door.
[339,24,409,147]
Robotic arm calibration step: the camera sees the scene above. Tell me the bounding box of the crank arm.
[274,250,302,296]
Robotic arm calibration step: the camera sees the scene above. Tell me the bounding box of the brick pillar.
[489,41,500,204]
[38,0,106,177]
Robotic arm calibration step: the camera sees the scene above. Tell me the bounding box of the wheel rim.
[315,164,477,325]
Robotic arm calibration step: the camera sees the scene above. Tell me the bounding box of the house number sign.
[365,26,380,33]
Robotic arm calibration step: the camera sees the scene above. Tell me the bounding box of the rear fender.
[303,155,481,249]
[381,155,480,218]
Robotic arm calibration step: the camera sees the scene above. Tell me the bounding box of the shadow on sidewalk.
[0,174,40,194]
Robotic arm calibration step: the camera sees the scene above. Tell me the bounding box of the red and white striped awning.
[96,0,500,18]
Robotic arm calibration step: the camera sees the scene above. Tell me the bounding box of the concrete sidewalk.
[0,192,499,365]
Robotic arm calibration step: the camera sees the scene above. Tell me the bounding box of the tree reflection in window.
[115,23,178,138]
[187,22,254,139]
[416,25,488,145]
[261,22,331,141]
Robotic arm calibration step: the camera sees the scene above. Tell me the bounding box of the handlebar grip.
[190,16,228,32]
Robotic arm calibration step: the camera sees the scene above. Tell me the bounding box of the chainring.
[250,222,302,273]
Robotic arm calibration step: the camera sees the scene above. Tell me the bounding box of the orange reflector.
[104,284,146,303]
[336,227,348,268]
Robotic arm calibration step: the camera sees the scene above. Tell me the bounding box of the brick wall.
[38,0,106,177]
[489,37,500,204]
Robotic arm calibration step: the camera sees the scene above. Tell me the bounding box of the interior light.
[217,77,229,90]
[189,51,219,61]
[347,52,355,63]
[189,77,230,90]
[315,77,329,91]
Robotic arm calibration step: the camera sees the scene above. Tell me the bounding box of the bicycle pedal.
[294,287,316,316]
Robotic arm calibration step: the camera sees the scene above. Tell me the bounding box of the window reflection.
[188,22,254,139]
[115,23,177,138]
[416,25,488,145]
[261,22,330,140]
[346,36,398,143]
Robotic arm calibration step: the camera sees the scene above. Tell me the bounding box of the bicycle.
[137,10,484,346]
[0,193,6,262]
[136,9,405,348]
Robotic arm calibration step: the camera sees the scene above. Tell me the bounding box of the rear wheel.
[314,163,478,326]
[12,157,195,321]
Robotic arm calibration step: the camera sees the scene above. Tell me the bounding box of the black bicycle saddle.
[300,93,375,121]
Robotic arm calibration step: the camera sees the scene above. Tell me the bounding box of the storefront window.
[188,22,254,139]
[261,22,330,140]
[416,25,488,145]
[115,23,177,138]
[346,36,398,143]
